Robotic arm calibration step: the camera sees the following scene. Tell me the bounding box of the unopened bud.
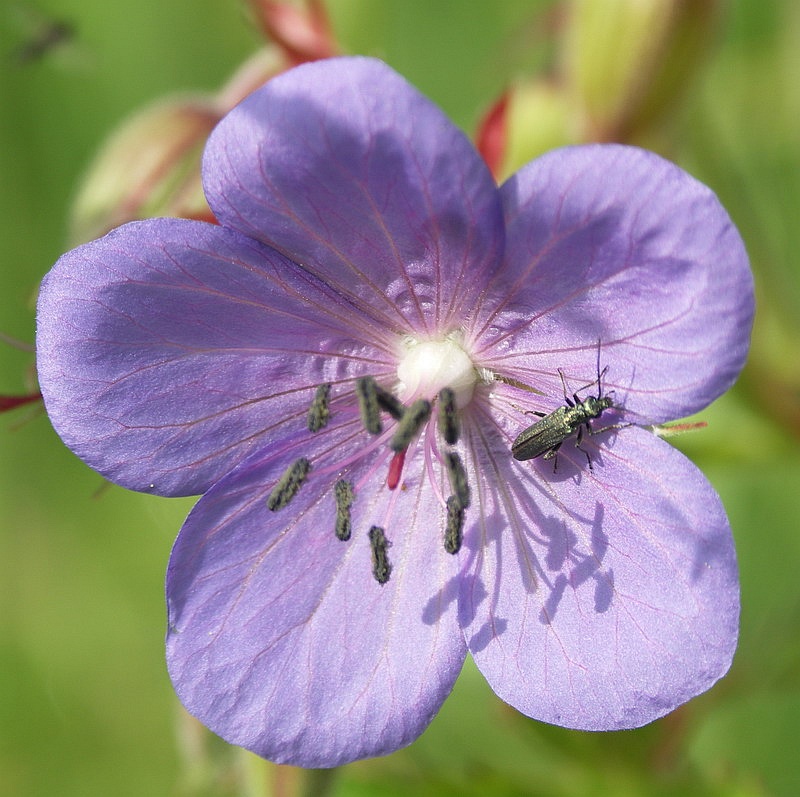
[478,79,575,182]
[563,0,721,142]
[69,49,284,244]
[247,0,337,63]
[69,97,219,244]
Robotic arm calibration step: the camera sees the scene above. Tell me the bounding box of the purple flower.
[36,57,753,767]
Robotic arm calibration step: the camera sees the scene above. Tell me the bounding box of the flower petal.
[475,144,753,423]
[203,56,504,335]
[36,218,396,496]
[460,426,738,730]
[166,426,467,767]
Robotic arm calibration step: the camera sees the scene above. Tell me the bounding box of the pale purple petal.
[472,144,754,423]
[36,218,397,496]
[203,56,504,335]
[460,425,738,730]
[166,422,466,767]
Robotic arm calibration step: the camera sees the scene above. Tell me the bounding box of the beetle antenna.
[596,338,602,395]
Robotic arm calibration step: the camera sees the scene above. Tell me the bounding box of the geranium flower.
[36,57,754,767]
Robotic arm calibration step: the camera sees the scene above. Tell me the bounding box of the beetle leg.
[575,423,593,470]
[543,441,563,472]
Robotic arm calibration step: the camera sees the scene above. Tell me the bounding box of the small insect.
[12,12,75,65]
[511,351,622,471]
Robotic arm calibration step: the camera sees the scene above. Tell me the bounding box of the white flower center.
[396,335,477,407]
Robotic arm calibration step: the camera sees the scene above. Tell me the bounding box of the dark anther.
[267,457,311,511]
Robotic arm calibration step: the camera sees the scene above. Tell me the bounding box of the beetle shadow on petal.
[456,415,616,645]
[421,569,462,626]
[594,567,614,612]
[467,613,508,654]
[457,546,509,655]
[421,498,495,630]
[451,492,515,649]
[535,500,613,625]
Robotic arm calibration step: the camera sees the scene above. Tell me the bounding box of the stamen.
[390,399,431,452]
[438,387,459,445]
[368,526,392,585]
[444,452,471,508]
[387,449,406,490]
[355,376,382,435]
[334,479,355,541]
[306,383,332,432]
[267,457,311,511]
[444,495,464,554]
[375,384,404,420]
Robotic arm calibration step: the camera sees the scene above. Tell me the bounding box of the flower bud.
[246,0,337,64]
[479,79,575,183]
[563,0,721,142]
[69,49,283,244]
[68,97,219,244]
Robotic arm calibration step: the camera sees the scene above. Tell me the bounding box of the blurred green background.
[1,1,799,795]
